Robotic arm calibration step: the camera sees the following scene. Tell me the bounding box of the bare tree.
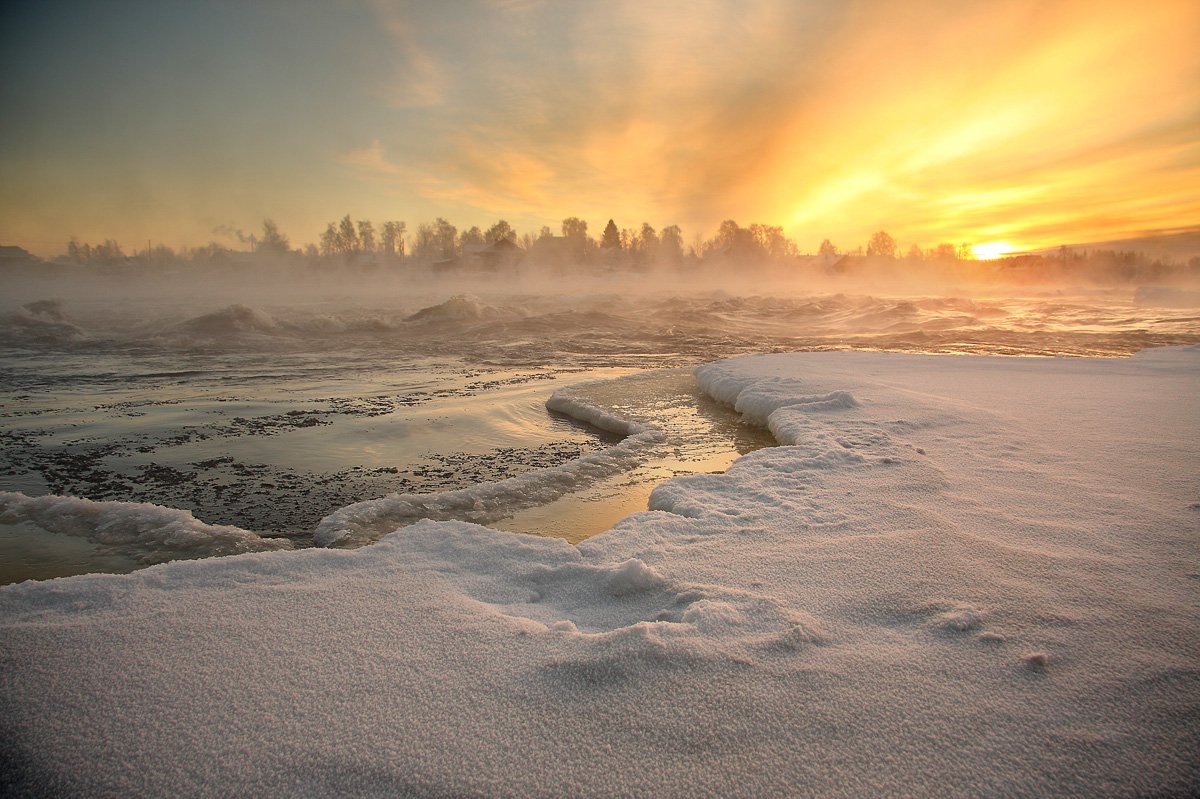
[258,219,290,254]
[561,217,588,240]
[660,225,684,265]
[434,218,457,258]
[460,226,485,248]
[712,220,741,251]
[639,223,659,262]
[485,220,516,245]
[931,243,957,261]
[380,221,406,258]
[357,220,376,254]
[320,223,340,257]
[749,224,795,258]
[866,231,897,258]
[561,217,591,262]
[337,215,360,254]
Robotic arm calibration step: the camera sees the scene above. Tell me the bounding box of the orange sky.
[2,0,1197,257]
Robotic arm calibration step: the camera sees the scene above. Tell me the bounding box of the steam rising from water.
[3,261,1198,362]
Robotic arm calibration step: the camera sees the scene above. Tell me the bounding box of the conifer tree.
[601,219,621,249]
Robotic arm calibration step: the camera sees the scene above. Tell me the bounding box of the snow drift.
[2,347,1198,797]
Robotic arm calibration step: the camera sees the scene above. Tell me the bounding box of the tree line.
[54,217,1200,285]
[61,216,922,266]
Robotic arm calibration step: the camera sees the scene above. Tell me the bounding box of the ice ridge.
[0,491,291,560]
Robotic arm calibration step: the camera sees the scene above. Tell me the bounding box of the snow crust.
[3,348,1199,797]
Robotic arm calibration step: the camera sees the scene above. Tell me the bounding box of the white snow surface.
[3,348,1199,797]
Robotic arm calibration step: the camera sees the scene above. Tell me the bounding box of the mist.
[4,215,1199,368]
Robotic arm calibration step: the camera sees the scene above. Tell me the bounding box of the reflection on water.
[2,289,1198,582]
[496,369,776,542]
[0,520,144,583]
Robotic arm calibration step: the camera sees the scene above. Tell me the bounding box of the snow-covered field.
[3,345,1197,796]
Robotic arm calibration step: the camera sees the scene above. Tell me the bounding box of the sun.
[969,241,1016,260]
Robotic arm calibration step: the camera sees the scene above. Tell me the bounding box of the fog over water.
[2,259,1198,582]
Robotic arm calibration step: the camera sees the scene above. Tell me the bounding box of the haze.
[2,0,1197,259]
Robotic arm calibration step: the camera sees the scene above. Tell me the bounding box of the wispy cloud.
[353,0,1200,248]
[366,0,450,108]
[341,139,406,178]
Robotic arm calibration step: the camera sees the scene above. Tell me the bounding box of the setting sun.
[970,241,1017,260]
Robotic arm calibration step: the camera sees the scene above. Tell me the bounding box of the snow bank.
[0,491,291,560]
[3,348,1199,797]
[313,391,664,546]
[695,362,859,428]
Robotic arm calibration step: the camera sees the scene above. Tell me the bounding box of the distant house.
[529,235,572,268]
[0,245,39,265]
[457,238,522,272]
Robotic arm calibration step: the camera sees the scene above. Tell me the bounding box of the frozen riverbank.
[2,346,1198,796]
[4,288,1198,580]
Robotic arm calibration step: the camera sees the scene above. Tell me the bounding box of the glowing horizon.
[1,0,1197,258]
[970,242,1016,261]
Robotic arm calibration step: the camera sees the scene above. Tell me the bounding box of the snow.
[313,392,664,546]
[0,491,291,559]
[3,347,1199,796]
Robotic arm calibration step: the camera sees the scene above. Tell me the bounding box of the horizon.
[2,0,1197,260]
[8,215,1200,266]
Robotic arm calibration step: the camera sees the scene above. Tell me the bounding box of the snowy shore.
[2,348,1198,796]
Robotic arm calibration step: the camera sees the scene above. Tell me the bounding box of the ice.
[312,392,665,546]
[546,389,658,437]
[2,347,1199,796]
[0,491,290,561]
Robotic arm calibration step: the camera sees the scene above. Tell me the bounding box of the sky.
[1,0,1197,258]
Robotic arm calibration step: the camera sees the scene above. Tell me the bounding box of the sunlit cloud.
[1,0,1195,254]
[355,0,1199,250]
[341,139,406,178]
[366,1,450,109]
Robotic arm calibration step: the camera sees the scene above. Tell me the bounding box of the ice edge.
[311,390,665,547]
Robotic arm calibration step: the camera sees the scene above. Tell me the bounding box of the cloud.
[366,1,450,108]
[340,139,406,179]
[354,0,1200,248]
